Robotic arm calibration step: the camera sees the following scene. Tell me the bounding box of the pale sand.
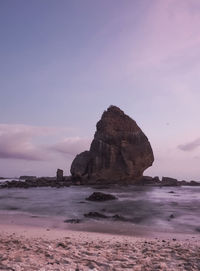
[0,221,199,271]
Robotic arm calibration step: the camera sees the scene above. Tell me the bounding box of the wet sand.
[0,214,199,271]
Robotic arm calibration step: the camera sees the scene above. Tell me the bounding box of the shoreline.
[1,211,200,238]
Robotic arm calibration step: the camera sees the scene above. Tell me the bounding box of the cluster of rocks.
[0,174,199,189]
[0,170,72,189]
[0,174,199,190]
[19,175,36,180]
[83,192,127,221]
[0,177,71,189]
[140,176,200,186]
[63,191,126,223]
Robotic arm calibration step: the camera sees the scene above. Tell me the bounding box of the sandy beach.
[0,217,199,271]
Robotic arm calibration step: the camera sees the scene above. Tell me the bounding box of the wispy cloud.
[48,137,91,156]
[0,124,90,161]
[178,138,200,151]
[0,124,56,161]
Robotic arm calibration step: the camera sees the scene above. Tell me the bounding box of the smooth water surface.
[0,185,199,233]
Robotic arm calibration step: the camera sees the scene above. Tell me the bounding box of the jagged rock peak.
[96,105,141,135]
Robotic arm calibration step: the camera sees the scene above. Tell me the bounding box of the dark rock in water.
[64,219,81,224]
[7,206,19,211]
[170,214,175,219]
[86,192,116,201]
[84,212,108,218]
[84,212,129,221]
[161,177,179,186]
[168,191,175,193]
[70,105,154,184]
[56,169,63,181]
[112,214,127,221]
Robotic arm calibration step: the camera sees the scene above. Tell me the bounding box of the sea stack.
[56,168,63,181]
[70,105,154,184]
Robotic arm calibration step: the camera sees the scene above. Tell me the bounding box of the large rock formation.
[70,106,154,184]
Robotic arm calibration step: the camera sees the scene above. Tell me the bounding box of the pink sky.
[0,0,200,180]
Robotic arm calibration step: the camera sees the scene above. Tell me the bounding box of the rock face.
[70,151,91,178]
[70,105,154,184]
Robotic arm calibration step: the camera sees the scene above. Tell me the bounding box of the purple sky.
[0,0,200,180]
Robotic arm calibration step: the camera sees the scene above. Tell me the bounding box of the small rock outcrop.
[64,219,81,224]
[84,212,108,218]
[70,106,154,184]
[56,169,63,181]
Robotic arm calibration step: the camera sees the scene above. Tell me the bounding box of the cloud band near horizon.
[0,124,91,161]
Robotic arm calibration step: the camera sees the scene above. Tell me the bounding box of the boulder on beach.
[70,105,154,184]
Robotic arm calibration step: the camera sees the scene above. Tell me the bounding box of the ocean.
[0,184,199,234]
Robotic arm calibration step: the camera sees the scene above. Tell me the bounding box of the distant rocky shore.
[0,174,199,189]
[0,177,70,189]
